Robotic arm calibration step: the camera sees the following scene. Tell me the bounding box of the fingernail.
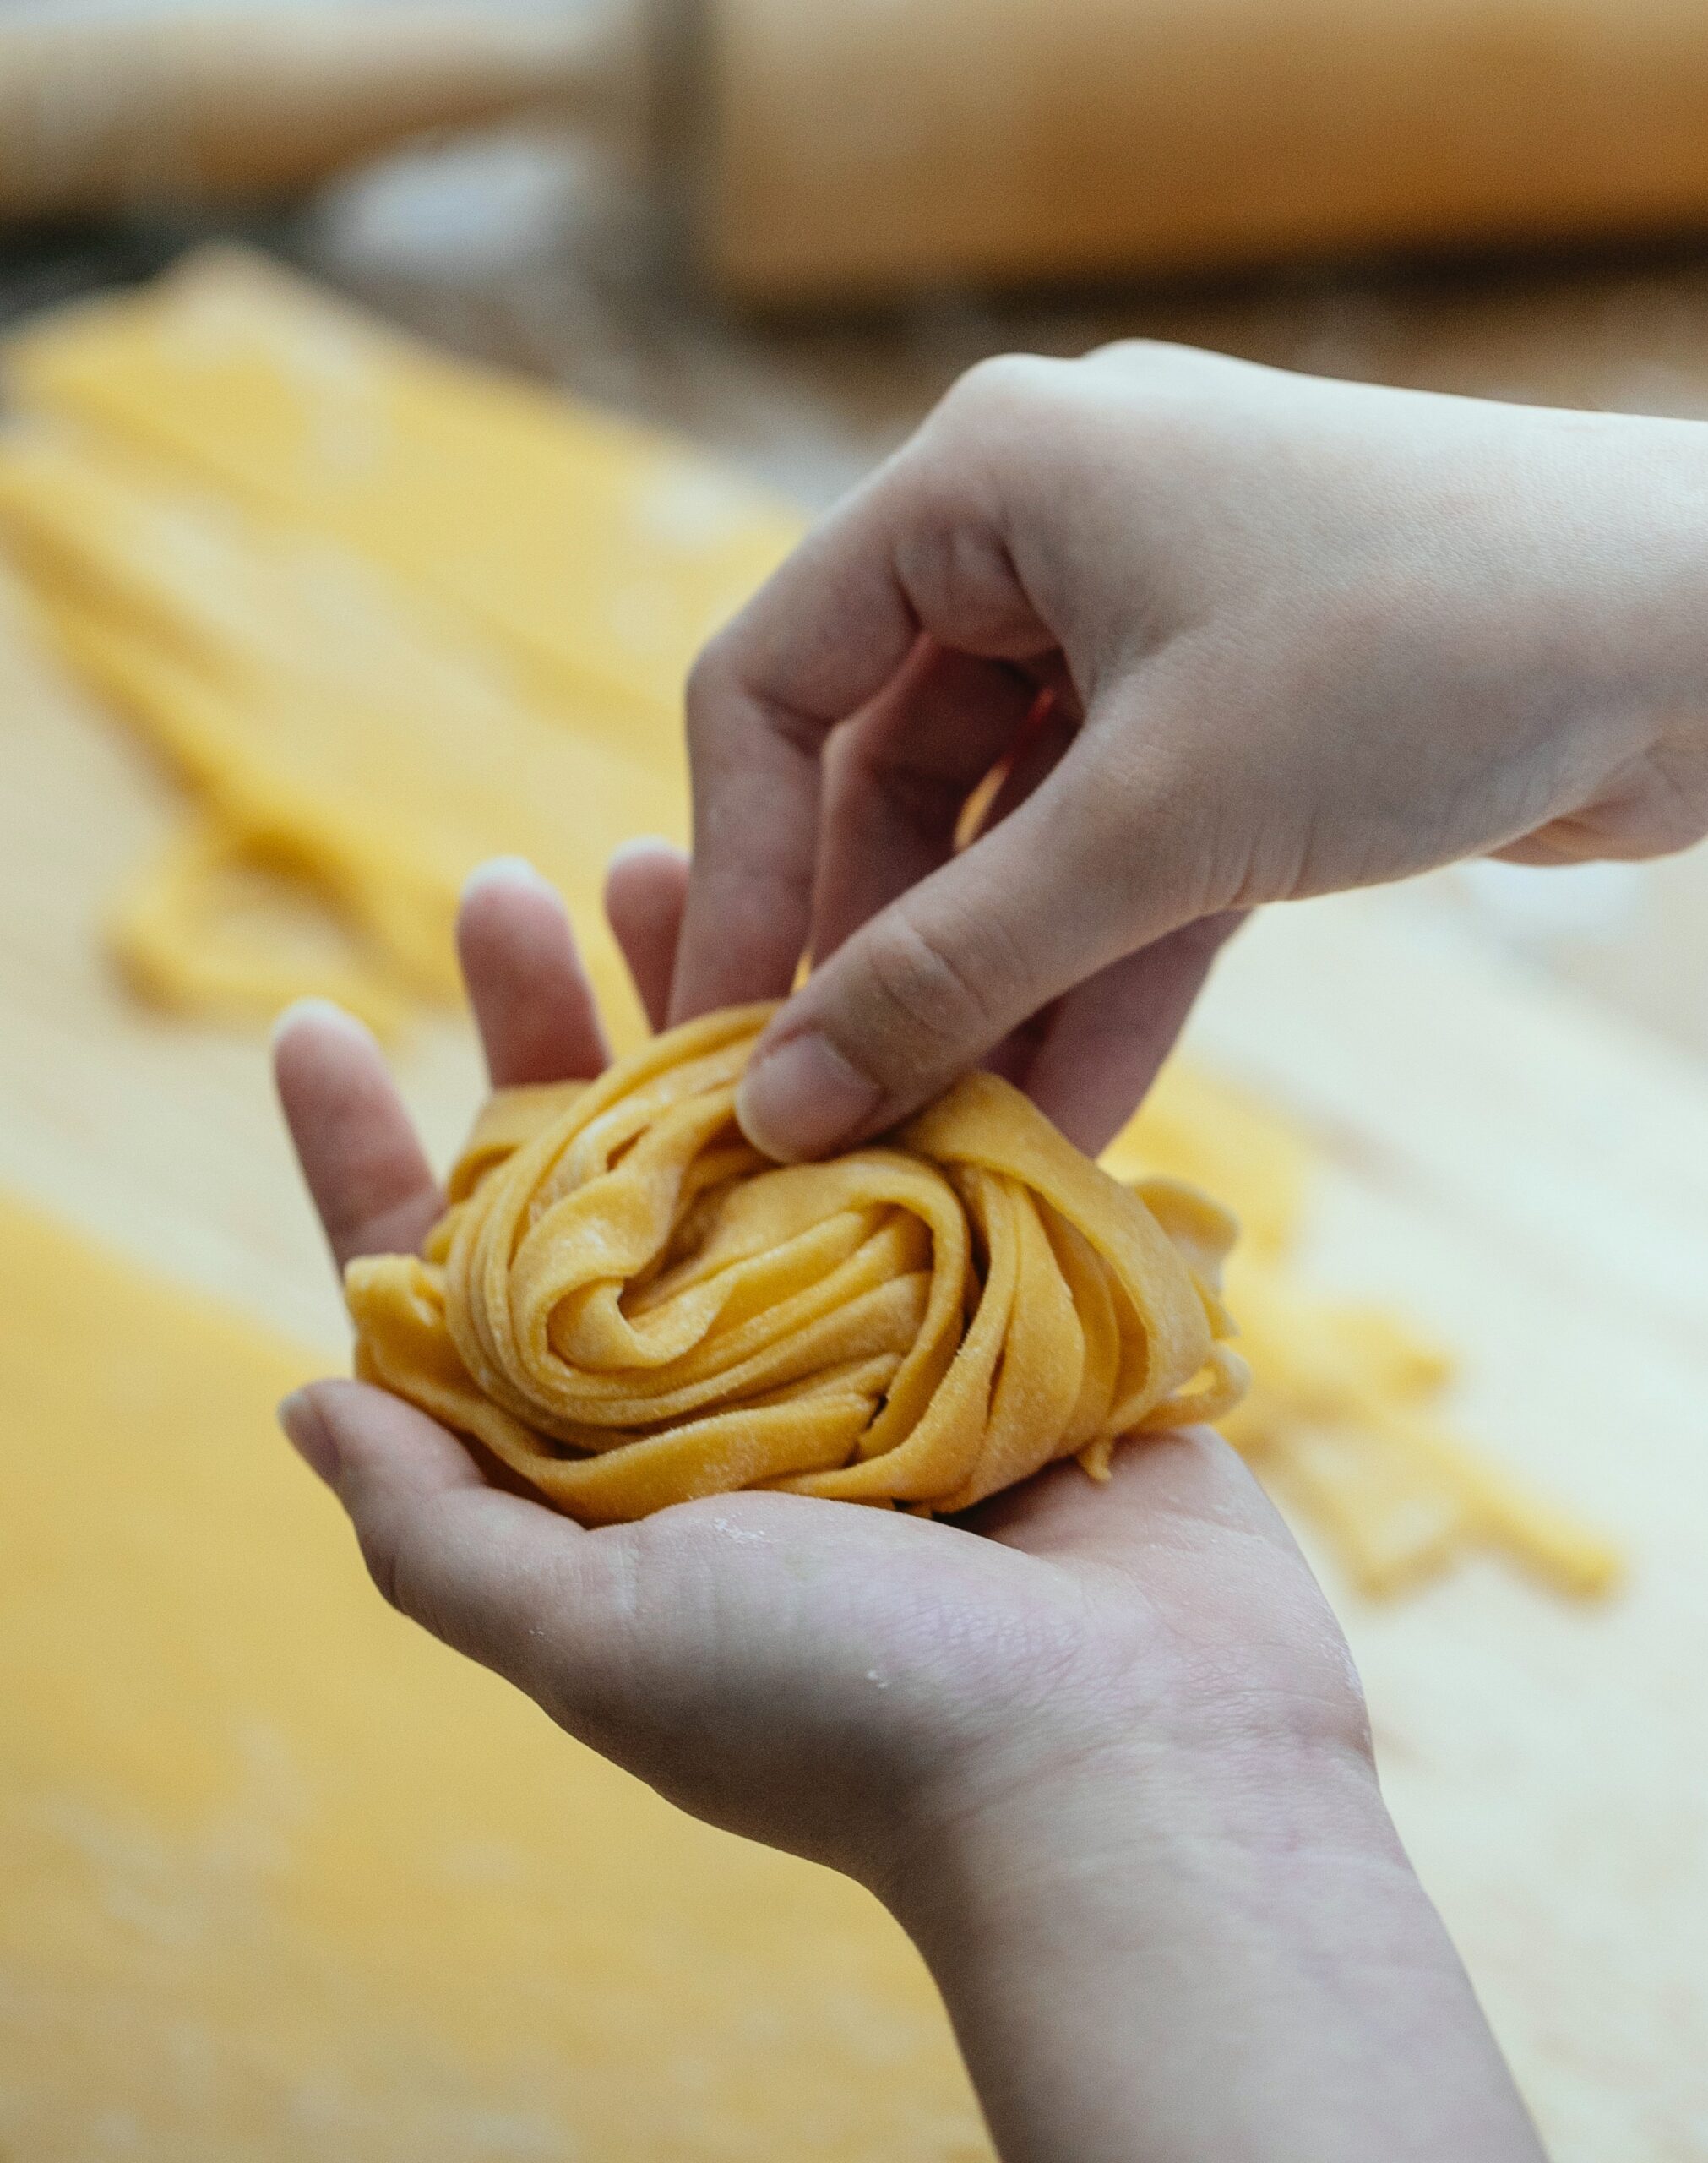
[269,995,369,1050]
[461,855,555,900]
[278,1388,341,1489]
[737,1031,882,1160]
[606,835,684,869]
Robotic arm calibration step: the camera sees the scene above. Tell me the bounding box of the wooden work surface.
[3,143,1708,2162]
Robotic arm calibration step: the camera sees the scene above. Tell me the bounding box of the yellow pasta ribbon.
[348,1006,1247,1524]
[0,251,1620,1596]
[0,248,797,1039]
[1113,1065,1623,1599]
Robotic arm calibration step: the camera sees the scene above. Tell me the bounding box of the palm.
[275,849,1352,1881]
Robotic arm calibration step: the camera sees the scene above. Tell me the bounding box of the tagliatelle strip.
[1111,1065,1622,1598]
[0,249,1620,1595]
[348,1005,1248,1524]
[0,247,797,1038]
[2,248,800,752]
[0,420,675,1038]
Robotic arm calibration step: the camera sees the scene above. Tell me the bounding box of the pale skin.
[668,344,1708,1160]
[275,349,1708,2158]
[277,855,1540,2163]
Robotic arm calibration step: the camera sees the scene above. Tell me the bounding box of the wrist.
[881,1733,1542,2163]
[883,1719,1396,1972]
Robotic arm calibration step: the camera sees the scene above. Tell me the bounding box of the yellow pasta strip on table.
[1109,1065,1622,1599]
[0,247,797,1038]
[0,420,677,1036]
[349,1005,1247,1524]
[0,1187,986,2159]
[3,247,799,754]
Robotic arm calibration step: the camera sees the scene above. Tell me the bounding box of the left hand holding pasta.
[274,848,1542,2163]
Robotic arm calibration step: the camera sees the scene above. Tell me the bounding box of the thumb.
[735,759,1194,1159]
[278,1379,617,1712]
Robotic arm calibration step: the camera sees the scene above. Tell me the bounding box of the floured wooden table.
[3,139,1707,2161]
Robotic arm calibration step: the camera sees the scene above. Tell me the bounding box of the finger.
[671,400,1058,1028]
[950,687,1078,1098]
[734,726,1209,1160]
[273,1000,442,1270]
[279,1380,617,1700]
[605,839,690,1033]
[670,493,917,1026]
[457,858,611,1087]
[811,644,1042,963]
[1016,913,1246,1155]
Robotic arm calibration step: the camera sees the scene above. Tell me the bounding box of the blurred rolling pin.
[0,6,639,217]
[6,1,1708,302]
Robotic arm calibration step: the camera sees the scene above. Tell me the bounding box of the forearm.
[888,1739,1545,2163]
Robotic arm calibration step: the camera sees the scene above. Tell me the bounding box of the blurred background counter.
[2,8,1707,2160]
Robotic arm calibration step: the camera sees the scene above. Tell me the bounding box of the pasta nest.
[347,1006,1248,1524]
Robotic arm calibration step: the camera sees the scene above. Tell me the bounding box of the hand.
[671,345,1708,1161]
[274,853,1543,2163]
[273,845,1358,1877]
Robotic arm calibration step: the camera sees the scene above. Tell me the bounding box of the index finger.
[668,403,1054,1027]
[669,480,920,1022]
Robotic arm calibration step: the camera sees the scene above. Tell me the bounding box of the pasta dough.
[0,246,797,1038]
[0,420,675,1037]
[349,1005,1247,1523]
[1113,1065,1621,1598]
[0,248,1618,1596]
[0,1185,987,2160]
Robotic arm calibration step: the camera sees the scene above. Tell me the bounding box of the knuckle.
[855,899,1015,1068]
[356,1522,407,1616]
[933,351,1069,444]
[359,1501,476,1662]
[683,637,737,751]
[1080,339,1238,408]
[1082,335,1196,377]
[685,628,819,775]
[353,1493,441,1630]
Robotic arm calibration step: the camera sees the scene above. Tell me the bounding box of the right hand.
[669,344,1708,1162]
